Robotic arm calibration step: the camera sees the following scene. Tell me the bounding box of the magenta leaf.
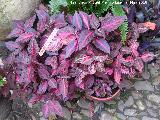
[48,78,57,89]
[85,75,94,89]
[130,41,139,57]
[95,28,105,38]
[36,9,49,33]
[90,13,100,29]
[5,41,20,51]
[74,54,94,65]
[93,38,110,54]
[42,100,63,118]
[65,40,77,58]
[16,28,37,43]
[27,39,40,58]
[17,50,31,64]
[57,26,75,44]
[141,52,155,62]
[12,20,24,30]
[45,56,58,69]
[59,78,68,99]
[54,13,68,28]
[66,14,73,24]
[79,11,90,30]
[38,65,50,79]
[134,58,144,73]
[42,102,50,118]
[114,68,121,84]
[101,15,126,32]
[37,81,48,94]
[18,65,34,85]
[72,11,83,30]
[78,30,94,50]
[24,15,36,29]
[8,28,24,38]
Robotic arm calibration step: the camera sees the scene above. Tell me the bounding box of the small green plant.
[0,75,6,87]
[49,0,67,14]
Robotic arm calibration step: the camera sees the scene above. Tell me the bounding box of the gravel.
[134,81,154,91]
[147,94,160,104]
[124,109,137,116]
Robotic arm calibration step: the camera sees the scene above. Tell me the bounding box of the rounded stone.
[72,112,82,120]
[0,0,40,40]
[124,109,137,116]
[116,113,127,120]
[136,100,146,111]
[147,94,160,104]
[142,116,158,120]
[125,96,134,107]
[134,81,154,91]
[100,111,114,120]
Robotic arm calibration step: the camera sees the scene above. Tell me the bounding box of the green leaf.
[111,3,128,44]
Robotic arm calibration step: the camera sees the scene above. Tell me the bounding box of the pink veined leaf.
[72,11,83,30]
[78,30,94,50]
[134,58,144,73]
[36,9,49,33]
[130,41,139,57]
[75,71,88,88]
[74,54,94,65]
[12,20,24,30]
[58,60,70,75]
[27,39,40,58]
[114,68,121,84]
[42,101,51,118]
[37,81,48,94]
[38,65,50,79]
[8,28,24,38]
[66,14,73,24]
[59,78,68,99]
[93,38,110,54]
[36,9,49,22]
[37,20,46,33]
[105,68,113,75]
[101,15,126,32]
[90,13,100,29]
[79,11,90,30]
[18,65,33,85]
[17,50,31,64]
[141,52,155,62]
[85,75,94,89]
[88,62,96,74]
[54,13,68,28]
[93,55,108,62]
[56,26,75,45]
[48,78,57,89]
[43,100,63,117]
[95,28,105,38]
[45,56,58,69]
[16,28,37,43]
[121,65,129,74]
[39,28,59,56]
[57,26,75,39]
[65,40,77,58]
[5,41,20,51]
[24,15,36,29]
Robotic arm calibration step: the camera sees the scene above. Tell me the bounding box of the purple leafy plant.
[3,4,155,119]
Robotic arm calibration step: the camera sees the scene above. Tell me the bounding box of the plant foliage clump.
[3,5,155,119]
